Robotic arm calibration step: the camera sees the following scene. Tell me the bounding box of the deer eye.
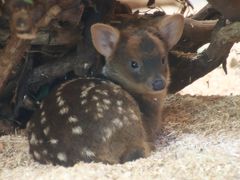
[131,61,139,69]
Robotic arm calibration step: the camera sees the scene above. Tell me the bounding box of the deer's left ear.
[91,23,120,59]
[157,14,184,50]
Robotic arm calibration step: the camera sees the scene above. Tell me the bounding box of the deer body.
[28,78,149,166]
[27,14,184,166]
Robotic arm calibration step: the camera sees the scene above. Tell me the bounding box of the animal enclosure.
[0,0,240,178]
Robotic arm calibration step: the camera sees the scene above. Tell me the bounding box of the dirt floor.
[0,44,240,179]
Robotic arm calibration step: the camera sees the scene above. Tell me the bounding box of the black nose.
[152,79,165,91]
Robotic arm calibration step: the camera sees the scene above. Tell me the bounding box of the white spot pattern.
[72,126,83,135]
[57,152,67,162]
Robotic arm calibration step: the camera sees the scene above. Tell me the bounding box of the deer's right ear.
[91,23,120,58]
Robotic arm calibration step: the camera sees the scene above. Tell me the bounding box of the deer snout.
[152,79,165,91]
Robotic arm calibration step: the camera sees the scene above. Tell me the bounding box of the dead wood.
[191,4,220,20]
[174,18,217,52]
[0,4,63,95]
[207,0,240,21]
[168,21,240,93]
[119,0,181,9]
[0,36,30,95]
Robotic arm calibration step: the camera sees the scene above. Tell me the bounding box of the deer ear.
[157,14,184,50]
[91,23,120,58]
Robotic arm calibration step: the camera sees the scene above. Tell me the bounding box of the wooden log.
[207,0,240,21]
[0,4,62,94]
[119,0,181,9]
[191,4,220,20]
[174,18,217,52]
[168,21,240,93]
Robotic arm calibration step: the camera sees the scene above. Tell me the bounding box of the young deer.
[27,14,184,166]
[91,14,184,139]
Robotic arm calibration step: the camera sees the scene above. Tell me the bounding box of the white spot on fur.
[112,118,123,128]
[85,109,89,113]
[41,117,47,124]
[80,91,88,98]
[113,88,120,94]
[101,90,108,96]
[92,95,99,101]
[43,127,50,136]
[89,82,95,87]
[94,113,102,120]
[102,127,112,142]
[58,83,66,91]
[33,151,41,160]
[81,85,87,90]
[58,99,65,107]
[42,149,48,155]
[102,104,109,110]
[39,103,43,109]
[83,63,89,69]
[95,89,102,93]
[80,86,95,98]
[123,116,129,122]
[96,102,100,107]
[58,79,77,91]
[129,109,134,114]
[41,111,45,117]
[50,139,58,144]
[68,116,78,123]
[72,126,83,135]
[59,107,69,115]
[81,99,87,105]
[56,96,63,103]
[97,113,103,119]
[57,152,67,162]
[30,133,38,145]
[117,107,123,113]
[56,91,61,96]
[95,89,108,96]
[102,66,107,76]
[26,121,31,129]
[116,100,123,106]
[103,99,111,105]
[97,107,103,113]
[81,148,95,158]
[131,113,138,120]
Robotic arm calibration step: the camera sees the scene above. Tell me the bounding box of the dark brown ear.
[91,23,120,58]
[156,14,184,50]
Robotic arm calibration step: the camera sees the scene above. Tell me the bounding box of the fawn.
[91,14,184,139]
[27,14,184,166]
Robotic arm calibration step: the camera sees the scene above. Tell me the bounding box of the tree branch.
[168,21,240,93]
[174,18,217,52]
[0,4,62,94]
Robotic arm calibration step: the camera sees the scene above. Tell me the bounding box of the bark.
[169,21,240,93]
[174,18,217,52]
[191,4,220,20]
[0,4,62,94]
[0,36,30,94]
[207,0,240,21]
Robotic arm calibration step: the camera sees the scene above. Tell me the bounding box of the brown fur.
[27,78,150,166]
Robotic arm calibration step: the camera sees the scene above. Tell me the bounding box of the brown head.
[91,14,184,95]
